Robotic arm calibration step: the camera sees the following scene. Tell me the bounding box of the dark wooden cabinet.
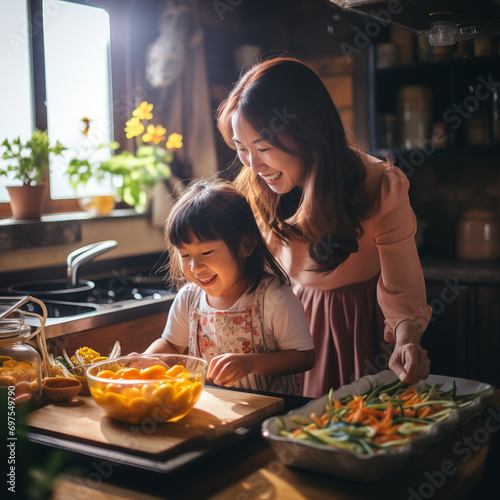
[422,280,500,387]
[474,285,500,386]
[421,281,463,379]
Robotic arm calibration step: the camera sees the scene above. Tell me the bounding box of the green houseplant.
[67,101,183,214]
[1,129,65,219]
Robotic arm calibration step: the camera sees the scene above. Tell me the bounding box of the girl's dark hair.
[165,177,289,293]
[216,56,370,273]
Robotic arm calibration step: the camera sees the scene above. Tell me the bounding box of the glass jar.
[457,209,500,261]
[75,177,116,216]
[398,86,433,150]
[464,83,490,146]
[0,318,42,404]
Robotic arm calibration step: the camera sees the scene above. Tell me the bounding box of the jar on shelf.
[457,209,500,261]
[0,316,42,404]
[376,43,397,68]
[473,37,496,58]
[397,86,433,150]
[416,34,431,63]
[390,27,414,65]
[431,45,452,62]
[464,83,490,146]
[453,40,473,59]
[376,113,399,150]
[431,121,450,149]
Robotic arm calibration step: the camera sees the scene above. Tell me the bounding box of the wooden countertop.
[47,390,500,500]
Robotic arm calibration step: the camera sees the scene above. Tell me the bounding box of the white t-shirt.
[162,278,314,352]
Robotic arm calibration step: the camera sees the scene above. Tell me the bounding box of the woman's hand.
[208,353,252,387]
[390,319,430,384]
[389,342,430,385]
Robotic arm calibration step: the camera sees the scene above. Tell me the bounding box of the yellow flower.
[81,117,90,136]
[166,133,183,150]
[132,101,153,120]
[124,117,144,139]
[142,124,167,144]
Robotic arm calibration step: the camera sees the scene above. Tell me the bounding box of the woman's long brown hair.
[216,57,370,273]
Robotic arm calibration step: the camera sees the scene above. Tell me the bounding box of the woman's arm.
[373,166,432,384]
[207,349,315,387]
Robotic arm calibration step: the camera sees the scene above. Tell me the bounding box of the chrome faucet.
[66,240,118,288]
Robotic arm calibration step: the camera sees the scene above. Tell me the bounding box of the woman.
[216,57,432,398]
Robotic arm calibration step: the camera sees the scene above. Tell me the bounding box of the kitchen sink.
[15,276,176,319]
[4,274,178,335]
[1,247,177,337]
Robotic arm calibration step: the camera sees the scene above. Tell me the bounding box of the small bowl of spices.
[43,377,82,402]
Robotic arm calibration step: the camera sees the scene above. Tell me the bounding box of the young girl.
[144,178,315,395]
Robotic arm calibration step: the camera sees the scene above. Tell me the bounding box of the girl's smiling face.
[177,231,250,309]
[231,111,306,194]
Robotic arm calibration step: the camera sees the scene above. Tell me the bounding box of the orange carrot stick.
[311,412,323,428]
[418,406,431,418]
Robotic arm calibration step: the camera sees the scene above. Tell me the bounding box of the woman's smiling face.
[231,111,306,195]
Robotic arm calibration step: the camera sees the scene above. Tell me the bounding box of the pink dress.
[274,156,432,398]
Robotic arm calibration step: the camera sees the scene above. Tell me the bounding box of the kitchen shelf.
[371,142,500,160]
[367,44,500,157]
[375,55,500,76]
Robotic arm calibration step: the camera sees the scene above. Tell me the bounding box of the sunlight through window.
[0,0,34,201]
[44,0,113,200]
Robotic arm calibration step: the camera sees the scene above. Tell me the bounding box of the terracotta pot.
[7,184,47,220]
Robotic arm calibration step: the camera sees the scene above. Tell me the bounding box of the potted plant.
[67,101,183,214]
[1,129,65,219]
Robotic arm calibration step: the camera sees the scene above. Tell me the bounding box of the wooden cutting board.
[27,387,283,458]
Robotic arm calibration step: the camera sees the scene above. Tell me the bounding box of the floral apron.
[187,279,300,395]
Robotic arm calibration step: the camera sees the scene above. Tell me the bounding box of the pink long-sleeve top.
[274,155,432,342]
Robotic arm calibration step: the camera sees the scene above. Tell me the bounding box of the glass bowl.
[78,195,115,216]
[86,354,208,424]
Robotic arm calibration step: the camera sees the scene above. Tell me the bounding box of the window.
[43,0,113,200]
[0,0,128,217]
[0,0,34,202]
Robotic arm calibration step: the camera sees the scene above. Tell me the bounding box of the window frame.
[0,0,134,218]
